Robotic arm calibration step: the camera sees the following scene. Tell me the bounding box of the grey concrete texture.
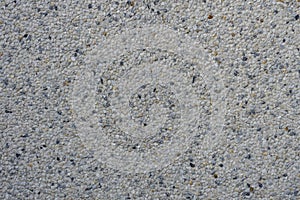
[1,0,299,199]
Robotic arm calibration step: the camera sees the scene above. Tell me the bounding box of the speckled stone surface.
[1,0,299,199]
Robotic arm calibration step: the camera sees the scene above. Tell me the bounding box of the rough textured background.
[1,0,299,199]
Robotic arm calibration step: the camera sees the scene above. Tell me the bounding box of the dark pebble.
[242,192,250,196]
[20,133,29,138]
[85,186,92,191]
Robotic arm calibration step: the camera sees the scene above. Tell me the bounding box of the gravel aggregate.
[1,0,299,199]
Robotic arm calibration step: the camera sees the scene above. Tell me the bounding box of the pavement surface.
[1,0,299,199]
